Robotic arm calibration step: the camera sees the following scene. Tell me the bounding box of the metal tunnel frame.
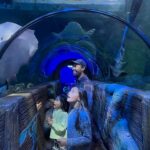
[0,8,150,59]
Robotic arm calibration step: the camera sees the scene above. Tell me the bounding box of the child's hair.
[56,95,69,112]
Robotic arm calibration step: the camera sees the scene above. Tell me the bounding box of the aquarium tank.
[1,1,150,150]
[0,0,150,91]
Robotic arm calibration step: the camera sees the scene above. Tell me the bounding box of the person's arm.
[67,109,92,147]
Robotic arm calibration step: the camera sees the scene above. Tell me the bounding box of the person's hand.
[47,116,53,125]
[57,138,67,146]
[36,101,42,111]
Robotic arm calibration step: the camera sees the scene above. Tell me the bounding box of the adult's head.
[67,87,80,103]
[67,86,87,107]
[72,59,87,77]
[67,86,89,131]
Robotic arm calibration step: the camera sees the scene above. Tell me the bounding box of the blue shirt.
[67,107,92,150]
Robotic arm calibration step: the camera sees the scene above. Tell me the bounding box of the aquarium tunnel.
[1,9,150,88]
[0,1,150,150]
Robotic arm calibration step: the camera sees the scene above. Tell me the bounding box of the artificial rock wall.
[0,83,55,150]
[92,82,150,150]
[0,81,150,150]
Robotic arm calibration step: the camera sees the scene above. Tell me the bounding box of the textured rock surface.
[93,82,150,150]
[0,83,54,150]
[0,81,150,149]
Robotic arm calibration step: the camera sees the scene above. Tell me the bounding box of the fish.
[111,0,143,77]
[53,22,95,42]
[0,22,38,83]
[129,0,143,23]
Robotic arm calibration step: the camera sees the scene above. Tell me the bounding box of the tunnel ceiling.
[1,8,150,90]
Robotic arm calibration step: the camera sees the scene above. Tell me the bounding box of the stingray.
[0,22,38,84]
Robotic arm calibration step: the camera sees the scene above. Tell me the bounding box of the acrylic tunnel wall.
[0,9,150,150]
[1,9,150,91]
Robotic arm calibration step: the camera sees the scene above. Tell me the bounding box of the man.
[72,59,90,84]
[72,59,99,145]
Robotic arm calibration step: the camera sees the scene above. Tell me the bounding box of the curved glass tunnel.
[0,7,150,150]
[1,10,150,90]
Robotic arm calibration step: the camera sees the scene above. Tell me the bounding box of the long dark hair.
[57,95,69,112]
[75,87,88,131]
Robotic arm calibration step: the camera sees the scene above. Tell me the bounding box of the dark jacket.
[77,74,90,84]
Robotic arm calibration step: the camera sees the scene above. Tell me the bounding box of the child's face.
[53,97,61,109]
[67,87,80,103]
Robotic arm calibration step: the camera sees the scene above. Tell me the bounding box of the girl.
[58,86,92,150]
[47,95,68,150]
